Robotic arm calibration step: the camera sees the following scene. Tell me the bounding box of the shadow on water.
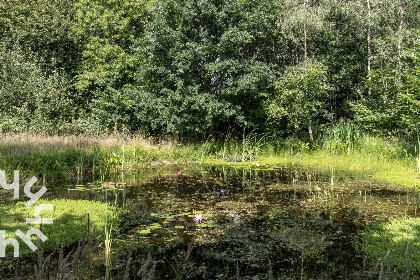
[31,165,420,279]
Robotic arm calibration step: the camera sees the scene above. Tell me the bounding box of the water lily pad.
[208,223,220,228]
[196,223,208,228]
[149,223,162,229]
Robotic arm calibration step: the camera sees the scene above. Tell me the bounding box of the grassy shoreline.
[0,133,418,278]
[0,133,417,188]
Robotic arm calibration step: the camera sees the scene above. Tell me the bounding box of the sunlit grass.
[360,217,420,276]
[0,132,418,188]
[0,199,120,256]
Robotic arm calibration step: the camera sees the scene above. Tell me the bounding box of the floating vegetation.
[2,163,420,279]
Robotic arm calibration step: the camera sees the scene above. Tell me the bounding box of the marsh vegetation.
[0,0,420,278]
[0,132,418,279]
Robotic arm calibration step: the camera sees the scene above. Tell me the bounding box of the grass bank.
[0,131,418,187]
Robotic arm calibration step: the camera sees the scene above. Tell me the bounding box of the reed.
[416,127,420,173]
[0,130,417,188]
[137,253,156,279]
[32,227,98,279]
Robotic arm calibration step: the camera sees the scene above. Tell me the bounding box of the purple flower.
[109,182,115,188]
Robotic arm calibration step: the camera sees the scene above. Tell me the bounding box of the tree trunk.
[366,0,372,95]
[397,2,405,82]
[304,22,307,60]
[303,0,308,61]
[308,126,313,142]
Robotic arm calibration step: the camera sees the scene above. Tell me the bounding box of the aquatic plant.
[33,227,98,280]
[194,214,203,224]
[105,224,112,279]
[360,217,420,276]
[0,198,120,255]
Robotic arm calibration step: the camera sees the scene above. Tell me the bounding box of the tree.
[277,0,331,139]
[279,0,329,63]
[0,0,80,133]
[71,0,152,132]
[0,45,74,133]
[0,0,81,73]
[350,0,420,135]
[130,0,282,137]
[266,59,329,138]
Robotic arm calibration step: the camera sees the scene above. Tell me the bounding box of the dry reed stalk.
[0,132,171,152]
[379,250,391,280]
[123,230,137,280]
[137,252,156,279]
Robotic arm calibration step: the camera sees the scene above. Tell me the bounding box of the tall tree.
[266,59,329,137]
[130,0,282,137]
[0,0,78,133]
[0,0,81,73]
[350,0,420,135]
[279,0,329,64]
[274,0,330,139]
[71,0,152,132]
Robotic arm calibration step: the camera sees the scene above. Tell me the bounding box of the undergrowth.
[0,128,418,188]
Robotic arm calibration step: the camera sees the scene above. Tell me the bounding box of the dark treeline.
[0,0,419,139]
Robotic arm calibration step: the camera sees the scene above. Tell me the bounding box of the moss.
[374,166,419,188]
[360,217,420,275]
[0,199,120,255]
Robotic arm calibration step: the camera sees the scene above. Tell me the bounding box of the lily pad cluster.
[139,211,221,237]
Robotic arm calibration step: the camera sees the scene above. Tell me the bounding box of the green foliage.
[360,217,420,276]
[131,0,281,136]
[267,59,329,133]
[0,0,81,72]
[349,1,420,136]
[350,66,420,136]
[0,0,418,138]
[321,122,360,155]
[0,46,74,133]
[0,199,120,255]
[71,0,152,132]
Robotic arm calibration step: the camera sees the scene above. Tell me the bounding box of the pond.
[4,163,420,279]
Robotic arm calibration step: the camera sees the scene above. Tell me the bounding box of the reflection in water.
[47,165,419,279]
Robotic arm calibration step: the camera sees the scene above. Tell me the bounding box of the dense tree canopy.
[130,0,281,136]
[0,0,418,138]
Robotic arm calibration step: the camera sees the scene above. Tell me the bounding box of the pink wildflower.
[175,171,180,175]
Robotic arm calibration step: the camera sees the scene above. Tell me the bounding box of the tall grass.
[417,127,420,174]
[0,130,417,187]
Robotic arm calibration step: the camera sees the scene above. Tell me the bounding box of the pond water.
[45,164,420,279]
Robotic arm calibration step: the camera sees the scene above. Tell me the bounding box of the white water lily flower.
[194,214,203,224]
